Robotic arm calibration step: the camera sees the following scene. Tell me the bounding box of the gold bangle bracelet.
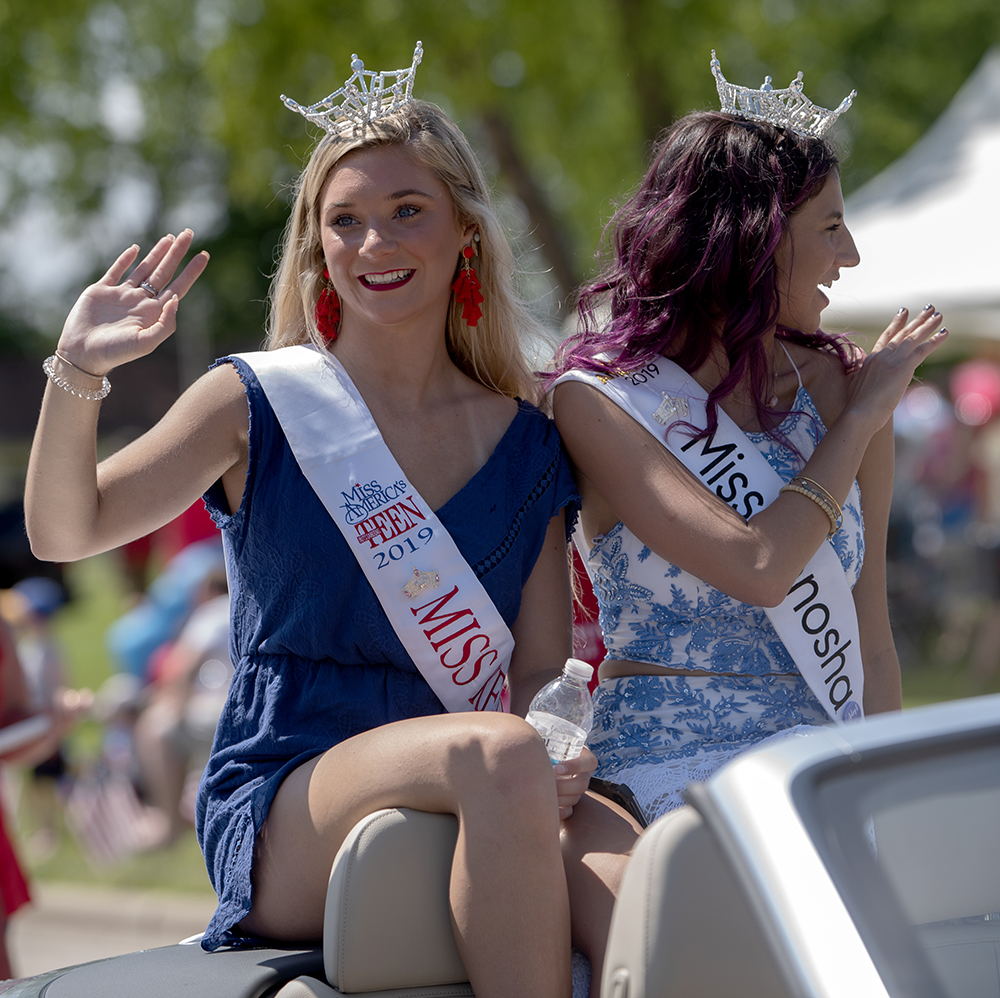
[792,476,843,523]
[53,351,105,381]
[778,481,841,539]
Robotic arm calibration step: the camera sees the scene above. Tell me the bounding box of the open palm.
[57,229,209,376]
[845,305,948,433]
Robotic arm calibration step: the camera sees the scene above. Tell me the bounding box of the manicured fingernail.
[939,327,948,335]
[932,311,940,318]
[897,307,907,315]
[924,303,933,311]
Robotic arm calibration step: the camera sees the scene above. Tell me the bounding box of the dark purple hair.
[551,111,855,438]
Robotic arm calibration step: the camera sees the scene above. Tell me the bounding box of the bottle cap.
[563,658,594,682]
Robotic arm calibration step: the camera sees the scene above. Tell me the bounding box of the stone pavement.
[7,881,218,979]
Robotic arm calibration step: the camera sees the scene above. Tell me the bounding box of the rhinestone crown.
[402,567,440,600]
[711,50,855,139]
[282,42,423,136]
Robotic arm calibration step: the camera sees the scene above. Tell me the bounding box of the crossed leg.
[242,711,572,998]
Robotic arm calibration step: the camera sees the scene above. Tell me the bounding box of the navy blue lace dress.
[195,355,579,950]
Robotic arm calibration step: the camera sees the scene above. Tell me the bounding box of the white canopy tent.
[824,47,1000,340]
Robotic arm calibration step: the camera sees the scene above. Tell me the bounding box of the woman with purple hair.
[551,57,948,824]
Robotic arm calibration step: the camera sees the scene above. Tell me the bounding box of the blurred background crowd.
[0,0,998,975]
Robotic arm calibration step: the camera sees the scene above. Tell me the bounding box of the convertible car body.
[604,692,1000,998]
[2,692,998,998]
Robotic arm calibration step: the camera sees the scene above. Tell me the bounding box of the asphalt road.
[7,882,218,979]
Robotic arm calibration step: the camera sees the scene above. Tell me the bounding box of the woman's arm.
[555,381,869,606]
[25,233,249,561]
[850,418,902,712]
[506,512,595,818]
[507,512,574,717]
[27,364,249,560]
[554,307,946,607]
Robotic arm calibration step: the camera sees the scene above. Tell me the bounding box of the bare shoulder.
[785,340,856,427]
[552,378,610,426]
[552,379,656,453]
[182,361,249,415]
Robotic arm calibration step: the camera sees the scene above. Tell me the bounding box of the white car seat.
[274,808,474,997]
[600,804,794,998]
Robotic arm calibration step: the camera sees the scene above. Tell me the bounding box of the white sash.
[238,345,512,713]
[556,358,864,723]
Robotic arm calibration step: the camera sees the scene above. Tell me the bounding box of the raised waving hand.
[57,230,209,376]
[844,304,948,432]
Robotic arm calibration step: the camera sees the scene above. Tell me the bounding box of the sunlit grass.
[902,659,1000,709]
[21,818,214,896]
[52,553,128,690]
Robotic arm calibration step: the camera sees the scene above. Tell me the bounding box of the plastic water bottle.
[526,658,594,763]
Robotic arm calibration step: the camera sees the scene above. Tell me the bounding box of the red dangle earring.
[451,245,484,327]
[315,267,341,342]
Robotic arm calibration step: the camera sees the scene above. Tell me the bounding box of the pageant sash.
[556,359,864,723]
[238,346,512,712]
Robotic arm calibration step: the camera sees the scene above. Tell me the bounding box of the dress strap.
[778,341,803,389]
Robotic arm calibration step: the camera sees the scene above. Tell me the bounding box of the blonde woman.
[26,60,636,998]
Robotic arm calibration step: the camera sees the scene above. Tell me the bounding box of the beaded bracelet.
[778,478,842,539]
[42,354,111,401]
[794,476,843,524]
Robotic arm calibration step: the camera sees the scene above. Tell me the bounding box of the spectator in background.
[0,579,91,862]
[951,360,1000,688]
[105,535,224,683]
[0,618,41,978]
[117,502,220,598]
[133,568,231,846]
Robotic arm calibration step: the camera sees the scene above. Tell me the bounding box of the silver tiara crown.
[710,50,855,138]
[281,42,423,135]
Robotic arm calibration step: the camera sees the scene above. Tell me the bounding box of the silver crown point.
[834,90,858,114]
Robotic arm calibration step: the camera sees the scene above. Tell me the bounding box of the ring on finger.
[139,280,161,298]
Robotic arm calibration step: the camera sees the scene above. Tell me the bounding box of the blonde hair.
[267,100,541,402]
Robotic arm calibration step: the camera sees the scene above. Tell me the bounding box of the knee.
[451,714,554,803]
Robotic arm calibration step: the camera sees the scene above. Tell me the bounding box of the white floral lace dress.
[581,379,865,824]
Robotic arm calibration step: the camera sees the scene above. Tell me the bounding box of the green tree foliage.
[1,0,998,356]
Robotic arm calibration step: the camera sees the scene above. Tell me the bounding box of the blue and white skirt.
[589,673,828,823]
